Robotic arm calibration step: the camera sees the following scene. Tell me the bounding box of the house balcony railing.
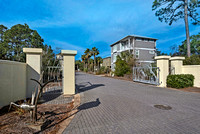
[119,47,133,52]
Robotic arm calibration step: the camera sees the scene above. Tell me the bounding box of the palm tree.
[89,58,94,72]
[96,56,103,70]
[81,54,86,69]
[91,47,99,72]
[84,48,91,69]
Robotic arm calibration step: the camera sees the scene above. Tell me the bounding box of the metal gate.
[133,65,160,85]
[42,59,63,93]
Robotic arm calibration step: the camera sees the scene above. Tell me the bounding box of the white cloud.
[52,40,86,59]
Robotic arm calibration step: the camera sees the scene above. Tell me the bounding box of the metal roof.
[103,56,111,59]
[110,35,158,47]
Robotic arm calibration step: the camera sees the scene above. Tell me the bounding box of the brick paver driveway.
[64,72,200,134]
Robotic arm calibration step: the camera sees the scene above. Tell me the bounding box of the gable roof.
[110,35,158,47]
[103,57,111,59]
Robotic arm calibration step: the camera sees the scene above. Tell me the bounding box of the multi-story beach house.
[110,35,157,70]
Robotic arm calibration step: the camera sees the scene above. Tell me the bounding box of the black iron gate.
[42,60,63,93]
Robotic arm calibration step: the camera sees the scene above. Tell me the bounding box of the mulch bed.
[0,102,74,134]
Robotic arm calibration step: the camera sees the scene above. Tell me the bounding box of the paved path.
[42,87,73,105]
[64,72,200,134]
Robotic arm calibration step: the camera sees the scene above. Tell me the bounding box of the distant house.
[110,35,157,70]
[102,57,111,68]
[56,53,63,67]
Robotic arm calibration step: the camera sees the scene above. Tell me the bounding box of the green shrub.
[105,67,111,74]
[167,74,194,89]
[96,66,106,75]
[114,56,130,77]
[84,68,88,72]
[183,54,200,65]
[100,66,105,73]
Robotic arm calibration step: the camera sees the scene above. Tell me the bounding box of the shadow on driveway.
[76,82,105,93]
[78,98,101,110]
[35,98,101,134]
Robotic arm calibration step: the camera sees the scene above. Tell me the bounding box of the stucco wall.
[134,40,155,48]
[182,65,200,87]
[156,56,200,88]
[0,60,27,107]
[0,59,40,107]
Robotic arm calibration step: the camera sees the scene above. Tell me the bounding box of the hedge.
[167,74,194,89]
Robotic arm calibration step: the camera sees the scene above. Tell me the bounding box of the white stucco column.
[23,48,43,97]
[23,48,43,74]
[170,57,185,74]
[61,50,77,95]
[128,38,131,48]
[155,56,171,87]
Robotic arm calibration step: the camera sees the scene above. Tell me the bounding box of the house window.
[136,38,142,41]
[149,50,155,54]
[121,42,125,50]
[135,50,139,59]
[126,40,128,45]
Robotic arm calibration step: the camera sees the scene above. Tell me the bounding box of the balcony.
[120,46,133,52]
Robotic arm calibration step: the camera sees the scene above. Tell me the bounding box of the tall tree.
[91,47,99,71]
[75,60,84,71]
[88,58,94,72]
[84,48,91,69]
[81,54,86,69]
[0,25,8,59]
[1,24,55,67]
[3,24,33,61]
[179,32,200,55]
[42,44,55,68]
[30,30,44,48]
[152,0,200,57]
[96,56,103,70]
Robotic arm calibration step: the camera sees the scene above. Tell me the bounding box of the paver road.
[64,72,200,134]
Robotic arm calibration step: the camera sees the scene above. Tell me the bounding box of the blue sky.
[0,0,199,59]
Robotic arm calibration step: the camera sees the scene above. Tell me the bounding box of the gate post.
[61,50,77,95]
[23,48,43,97]
[170,57,185,74]
[155,56,170,87]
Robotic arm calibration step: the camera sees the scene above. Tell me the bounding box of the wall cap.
[170,56,185,61]
[182,65,200,68]
[61,50,77,56]
[0,60,27,65]
[23,48,43,54]
[155,56,171,60]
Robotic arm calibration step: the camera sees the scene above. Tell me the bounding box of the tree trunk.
[87,59,89,70]
[94,55,96,72]
[184,0,191,57]
[98,61,100,70]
